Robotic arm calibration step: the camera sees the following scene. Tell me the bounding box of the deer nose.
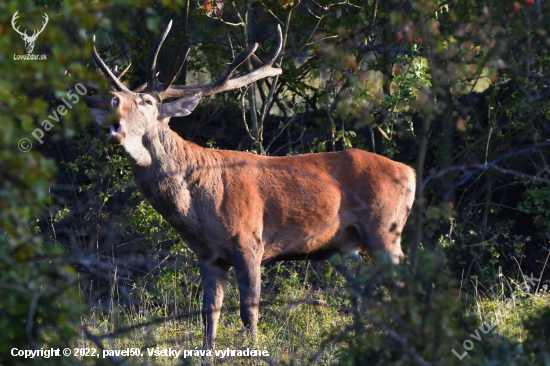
[111,96,120,107]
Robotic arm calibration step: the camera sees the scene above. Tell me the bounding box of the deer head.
[11,11,49,54]
[84,21,282,167]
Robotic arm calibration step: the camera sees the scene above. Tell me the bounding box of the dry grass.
[75,264,354,365]
[471,271,550,343]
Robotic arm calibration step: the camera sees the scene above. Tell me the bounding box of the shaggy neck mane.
[132,124,222,189]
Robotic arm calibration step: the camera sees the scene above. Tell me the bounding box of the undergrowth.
[77,262,354,365]
[70,252,550,365]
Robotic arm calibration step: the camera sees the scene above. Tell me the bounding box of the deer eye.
[145,100,153,105]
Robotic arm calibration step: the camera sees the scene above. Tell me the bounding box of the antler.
[11,11,28,38]
[91,20,283,102]
[91,35,131,92]
[28,13,48,40]
[131,20,194,96]
[133,21,283,100]
[113,64,132,79]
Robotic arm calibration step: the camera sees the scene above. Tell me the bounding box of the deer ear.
[89,108,107,125]
[157,93,202,120]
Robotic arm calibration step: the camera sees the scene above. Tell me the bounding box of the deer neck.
[127,125,220,234]
[126,124,212,183]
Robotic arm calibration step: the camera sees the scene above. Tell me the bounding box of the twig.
[240,87,260,143]
[261,2,284,26]
[26,291,42,349]
[363,313,431,366]
[265,107,299,153]
[459,268,464,300]
[304,35,338,46]
[535,249,550,294]
[423,142,550,186]
[468,234,498,247]
[364,0,379,45]
[258,9,293,143]
[471,202,523,212]
[461,250,487,295]
[326,81,336,151]
[83,327,121,365]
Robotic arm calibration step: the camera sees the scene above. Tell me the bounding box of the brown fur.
[98,91,416,349]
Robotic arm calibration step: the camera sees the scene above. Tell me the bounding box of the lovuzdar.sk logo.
[11,10,48,61]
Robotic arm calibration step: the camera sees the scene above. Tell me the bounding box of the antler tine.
[91,35,130,92]
[115,63,132,79]
[133,41,258,98]
[159,24,283,99]
[146,20,173,90]
[132,72,160,93]
[217,43,259,82]
[251,54,264,68]
[158,42,257,99]
[162,47,190,91]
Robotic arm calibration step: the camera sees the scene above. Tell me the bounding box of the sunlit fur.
[102,90,416,349]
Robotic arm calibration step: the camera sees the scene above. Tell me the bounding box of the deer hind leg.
[199,259,230,350]
[232,245,263,344]
[340,225,366,259]
[355,221,405,264]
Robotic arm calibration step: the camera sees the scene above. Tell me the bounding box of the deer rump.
[138,144,415,267]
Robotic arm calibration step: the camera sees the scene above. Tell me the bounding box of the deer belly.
[262,218,343,260]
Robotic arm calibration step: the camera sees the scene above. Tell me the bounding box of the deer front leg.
[232,248,263,344]
[199,260,229,350]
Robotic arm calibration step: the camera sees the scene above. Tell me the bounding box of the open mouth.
[110,120,124,135]
[108,120,125,145]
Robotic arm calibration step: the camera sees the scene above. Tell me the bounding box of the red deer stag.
[83,21,416,349]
